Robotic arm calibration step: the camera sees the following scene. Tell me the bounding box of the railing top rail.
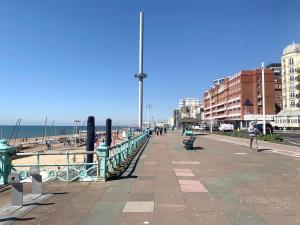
[16,151,97,156]
[107,131,147,151]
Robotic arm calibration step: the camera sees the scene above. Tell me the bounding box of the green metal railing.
[0,131,148,184]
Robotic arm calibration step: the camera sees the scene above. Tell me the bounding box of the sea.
[0,125,123,139]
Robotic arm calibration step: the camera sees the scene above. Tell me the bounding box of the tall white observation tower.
[135,11,147,128]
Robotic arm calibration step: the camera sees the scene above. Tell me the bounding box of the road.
[274,131,300,147]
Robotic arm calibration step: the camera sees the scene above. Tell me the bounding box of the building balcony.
[227,105,241,110]
[227,96,241,103]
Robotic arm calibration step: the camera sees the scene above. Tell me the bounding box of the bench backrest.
[189,136,196,142]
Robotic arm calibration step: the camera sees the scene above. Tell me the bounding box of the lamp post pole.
[210,94,213,133]
[146,104,152,128]
[262,62,266,135]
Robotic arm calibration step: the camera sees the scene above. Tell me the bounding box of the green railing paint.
[0,139,16,185]
[7,132,148,183]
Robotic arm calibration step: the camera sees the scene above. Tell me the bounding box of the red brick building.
[203,69,275,128]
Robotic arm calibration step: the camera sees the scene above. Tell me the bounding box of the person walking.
[182,128,185,136]
[248,121,259,151]
[159,127,163,135]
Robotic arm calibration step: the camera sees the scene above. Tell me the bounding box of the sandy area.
[11,132,127,170]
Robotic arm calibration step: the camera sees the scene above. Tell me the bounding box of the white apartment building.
[179,98,200,119]
[275,42,300,128]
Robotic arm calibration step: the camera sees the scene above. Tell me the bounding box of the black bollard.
[106,118,112,147]
[86,116,95,169]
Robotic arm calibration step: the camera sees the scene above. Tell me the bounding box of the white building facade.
[275,43,300,128]
[179,98,200,119]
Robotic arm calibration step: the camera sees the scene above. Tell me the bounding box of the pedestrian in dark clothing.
[156,130,159,136]
[160,128,163,135]
[182,128,185,136]
[164,127,167,133]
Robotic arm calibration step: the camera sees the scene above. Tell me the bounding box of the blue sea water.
[0,125,110,139]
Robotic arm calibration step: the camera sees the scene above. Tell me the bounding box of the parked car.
[256,123,273,134]
[219,124,234,132]
[199,125,209,131]
[212,126,219,131]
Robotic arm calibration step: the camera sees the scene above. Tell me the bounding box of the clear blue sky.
[0,0,299,125]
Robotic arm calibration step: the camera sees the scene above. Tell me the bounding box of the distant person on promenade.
[182,128,185,136]
[248,121,259,151]
[164,127,167,133]
[160,127,163,135]
[156,129,159,136]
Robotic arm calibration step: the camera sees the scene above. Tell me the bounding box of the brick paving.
[1,131,300,225]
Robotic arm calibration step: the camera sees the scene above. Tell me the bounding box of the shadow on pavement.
[0,217,35,222]
[50,192,69,195]
[0,185,10,193]
[23,202,55,207]
[107,137,150,181]
[192,146,204,150]
[257,148,272,152]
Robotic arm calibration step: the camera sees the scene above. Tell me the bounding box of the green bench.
[183,136,196,150]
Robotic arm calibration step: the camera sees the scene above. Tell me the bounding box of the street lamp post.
[261,62,266,135]
[210,94,213,133]
[74,120,80,151]
[146,104,152,128]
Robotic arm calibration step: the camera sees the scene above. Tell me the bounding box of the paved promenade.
[1,132,300,225]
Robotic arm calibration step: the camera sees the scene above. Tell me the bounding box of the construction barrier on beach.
[0,132,149,184]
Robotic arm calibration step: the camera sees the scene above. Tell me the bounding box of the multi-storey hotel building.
[203,69,275,128]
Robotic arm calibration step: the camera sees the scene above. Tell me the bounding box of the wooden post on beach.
[86,116,95,169]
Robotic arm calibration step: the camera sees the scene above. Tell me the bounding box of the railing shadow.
[0,184,10,193]
[108,137,150,181]
[23,202,55,207]
[0,217,35,222]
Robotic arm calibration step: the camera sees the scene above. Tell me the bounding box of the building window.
[290,67,294,73]
[291,92,295,98]
[291,100,295,107]
[289,58,294,65]
[290,76,294,81]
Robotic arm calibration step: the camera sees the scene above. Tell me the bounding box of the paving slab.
[122,201,154,213]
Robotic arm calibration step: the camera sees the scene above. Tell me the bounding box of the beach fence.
[0,132,149,184]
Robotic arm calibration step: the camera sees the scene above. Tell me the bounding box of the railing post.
[66,151,70,181]
[97,143,107,181]
[0,139,16,185]
[36,152,40,168]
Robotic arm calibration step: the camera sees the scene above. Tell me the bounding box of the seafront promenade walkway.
[1,132,300,225]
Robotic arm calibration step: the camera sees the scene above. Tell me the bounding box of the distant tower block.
[135,11,147,128]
